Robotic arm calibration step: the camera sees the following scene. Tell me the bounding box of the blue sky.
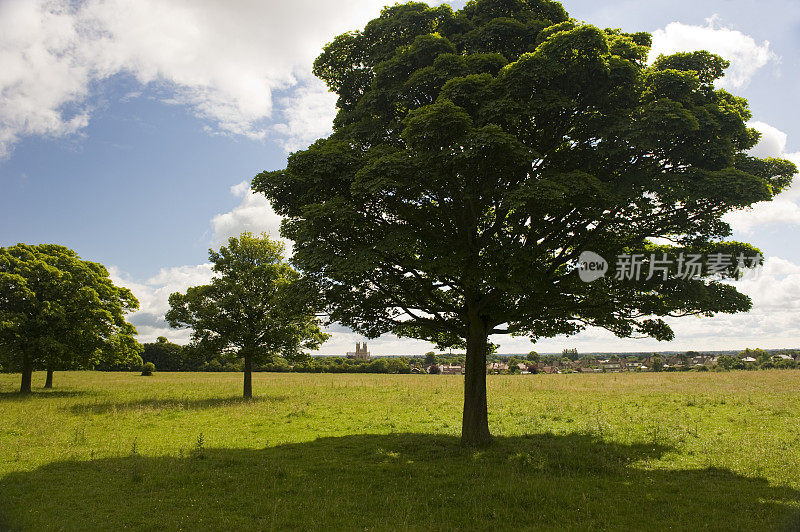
[1,0,799,354]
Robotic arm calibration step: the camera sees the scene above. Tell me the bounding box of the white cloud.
[210,180,289,249]
[272,79,339,153]
[736,256,800,310]
[0,0,420,158]
[649,15,777,89]
[725,197,800,234]
[110,263,214,343]
[747,121,787,158]
[0,2,783,160]
[0,0,93,158]
[723,122,800,233]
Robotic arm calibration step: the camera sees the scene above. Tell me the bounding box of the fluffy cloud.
[210,181,289,249]
[649,15,777,89]
[747,121,788,159]
[109,263,214,343]
[272,79,339,154]
[0,0,93,159]
[0,0,418,159]
[723,122,800,233]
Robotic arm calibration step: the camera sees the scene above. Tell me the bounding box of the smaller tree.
[717,355,744,371]
[166,233,328,398]
[104,332,144,370]
[142,337,184,371]
[386,358,412,374]
[526,351,540,364]
[650,355,664,372]
[424,351,438,365]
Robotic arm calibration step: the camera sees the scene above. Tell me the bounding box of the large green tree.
[253,0,796,445]
[0,243,140,393]
[166,233,329,398]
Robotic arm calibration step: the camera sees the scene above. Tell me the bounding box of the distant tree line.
[87,345,800,375]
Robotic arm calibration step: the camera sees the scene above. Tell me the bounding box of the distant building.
[599,360,622,372]
[487,362,509,373]
[440,364,464,375]
[624,360,641,371]
[346,342,371,361]
[691,354,716,366]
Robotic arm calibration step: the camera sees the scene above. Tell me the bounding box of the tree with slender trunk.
[253,0,794,445]
[0,243,140,394]
[166,233,329,399]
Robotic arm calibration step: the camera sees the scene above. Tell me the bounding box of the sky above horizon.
[1,0,799,355]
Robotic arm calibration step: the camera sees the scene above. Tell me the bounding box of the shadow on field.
[0,389,90,401]
[67,394,291,414]
[0,433,797,530]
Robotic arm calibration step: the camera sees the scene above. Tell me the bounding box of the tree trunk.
[243,355,253,399]
[44,368,54,389]
[461,319,492,446]
[20,357,33,395]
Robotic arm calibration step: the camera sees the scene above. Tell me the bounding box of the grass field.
[1,370,799,530]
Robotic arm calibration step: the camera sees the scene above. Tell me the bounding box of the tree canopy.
[141,336,185,371]
[252,0,796,444]
[0,243,140,393]
[166,232,329,398]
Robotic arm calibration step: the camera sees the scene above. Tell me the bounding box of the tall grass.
[0,371,798,530]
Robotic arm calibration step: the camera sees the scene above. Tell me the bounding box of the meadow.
[0,370,799,530]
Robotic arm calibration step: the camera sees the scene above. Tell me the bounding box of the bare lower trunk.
[243,355,252,399]
[44,368,53,389]
[20,357,33,395]
[461,319,492,446]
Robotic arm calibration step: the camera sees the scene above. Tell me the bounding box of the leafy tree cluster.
[142,337,185,370]
[715,348,798,371]
[0,243,140,393]
[291,356,414,374]
[97,338,253,372]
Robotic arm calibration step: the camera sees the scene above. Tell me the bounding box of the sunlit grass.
[1,370,799,530]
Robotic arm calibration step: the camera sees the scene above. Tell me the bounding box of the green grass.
[1,371,799,530]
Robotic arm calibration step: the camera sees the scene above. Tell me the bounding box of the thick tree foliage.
[253,0,796,444]
[0,243,140,393]
[166,233,328,398]
[142,336,185,371]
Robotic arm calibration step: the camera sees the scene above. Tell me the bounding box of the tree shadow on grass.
[0,389,91,401]
[66,394,292,414]
[0,432,797,531]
